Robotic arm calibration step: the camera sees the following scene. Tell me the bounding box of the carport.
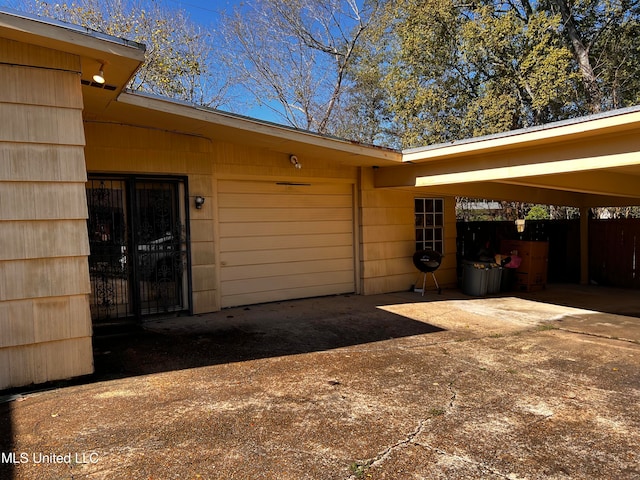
[374,106,640,284]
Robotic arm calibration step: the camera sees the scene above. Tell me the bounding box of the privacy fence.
[457,219,640,289]
[589,219,640,289]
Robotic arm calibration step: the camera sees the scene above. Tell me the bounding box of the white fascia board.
[415,151,640,187]
[0,9,146,61]
[404,107,640,164]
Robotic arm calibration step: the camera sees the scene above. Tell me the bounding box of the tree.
[551,0,603,112]
[348,0,579,147]
[9,0,230,107]
[348,0,640,147]
[549,0,640,113]
[526,204,550,220]
[218,0,382,134]
[592,206,640,218]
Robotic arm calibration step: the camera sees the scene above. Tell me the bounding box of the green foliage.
[526,205,551,220]
[455,198,582,221]
[347,0,640,147]
[589,3,640,110]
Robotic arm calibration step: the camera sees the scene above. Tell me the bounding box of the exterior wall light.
[290,155,302,169]
[93,63,105,84]
[515,218,526,233]
[195,196,205,209]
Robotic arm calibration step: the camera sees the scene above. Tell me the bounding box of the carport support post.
[580,207,590,285]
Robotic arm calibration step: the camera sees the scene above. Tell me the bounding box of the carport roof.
[402,105,640,161]
[377,106,640,208]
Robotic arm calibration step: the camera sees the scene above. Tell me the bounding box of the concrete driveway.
[1,285,639,479]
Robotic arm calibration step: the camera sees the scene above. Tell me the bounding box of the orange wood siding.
[359,168,457,294]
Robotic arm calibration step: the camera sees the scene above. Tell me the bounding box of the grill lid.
[412,249,442,272]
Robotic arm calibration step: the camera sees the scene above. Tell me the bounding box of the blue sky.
[161,0,314,125]
[0,0,236,22]
[0,0,317,125]
[0,0,290,123]
[163,0,283,122]
[164,0,238,27]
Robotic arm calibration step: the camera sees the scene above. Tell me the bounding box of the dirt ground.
[1,285,639,479]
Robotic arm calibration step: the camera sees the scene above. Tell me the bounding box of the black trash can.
[500,267,516,292]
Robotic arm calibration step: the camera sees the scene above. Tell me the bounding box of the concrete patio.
[1,284,639,479]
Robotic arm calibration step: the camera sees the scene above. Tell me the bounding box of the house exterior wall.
[85,131,362,312]
[0,38,93,389]
[359,168,457,294]
[83,123,217,313]
[84,125,456,317]
[213,141,360,306]
[0,24,459,390]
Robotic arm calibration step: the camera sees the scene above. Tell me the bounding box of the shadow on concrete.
[6,284,634,396]
[515,284,640,319]
[91,294,445,381]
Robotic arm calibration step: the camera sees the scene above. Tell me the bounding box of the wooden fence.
[456,219,639,288]
[589,219,640,289]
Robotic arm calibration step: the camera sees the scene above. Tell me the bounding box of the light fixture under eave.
[289,155,302,169]
[93,64,105,84]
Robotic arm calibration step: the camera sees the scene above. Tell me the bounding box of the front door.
[86,176,190,323]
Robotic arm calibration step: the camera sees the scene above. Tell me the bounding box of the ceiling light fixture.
[93,63,105,84]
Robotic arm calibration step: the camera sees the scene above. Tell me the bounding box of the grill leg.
[415,271,442,295]
[431,272,441,294]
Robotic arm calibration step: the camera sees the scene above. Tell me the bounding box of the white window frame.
[415,197,444,254]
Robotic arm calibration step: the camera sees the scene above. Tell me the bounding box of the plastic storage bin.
[462,263,489,296]
[487,266,503,294]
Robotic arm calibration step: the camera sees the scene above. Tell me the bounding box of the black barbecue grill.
[413,249,442,295]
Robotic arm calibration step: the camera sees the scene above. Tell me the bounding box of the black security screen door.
[86,176,190,323]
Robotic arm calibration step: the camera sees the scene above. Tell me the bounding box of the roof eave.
[0,8,146,61]
[402,105,640,163]
[113,91,403,166]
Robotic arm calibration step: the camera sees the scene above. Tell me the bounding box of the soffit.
[0,10,145,114]
[90,91,402,167]
[376,107,640,207]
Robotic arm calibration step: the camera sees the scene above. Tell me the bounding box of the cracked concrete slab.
[1,285,639,479]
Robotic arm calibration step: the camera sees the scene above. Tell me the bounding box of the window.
[415,198,444,253]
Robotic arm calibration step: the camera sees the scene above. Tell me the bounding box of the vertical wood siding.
[590,219,640,288]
